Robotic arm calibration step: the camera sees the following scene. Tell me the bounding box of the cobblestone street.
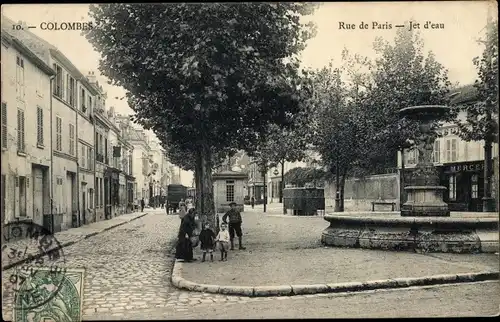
[2,208,499,320]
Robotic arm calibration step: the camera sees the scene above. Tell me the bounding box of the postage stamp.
[2,221,68,311]
[12,267,85,322]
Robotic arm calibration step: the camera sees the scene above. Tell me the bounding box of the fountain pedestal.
[400,106,451,217]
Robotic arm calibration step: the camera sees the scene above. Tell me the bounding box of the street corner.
[177,279,198,291]
[290,284,329,295]
[253,285,293,297]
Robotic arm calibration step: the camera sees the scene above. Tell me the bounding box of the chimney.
[87,71,97,85]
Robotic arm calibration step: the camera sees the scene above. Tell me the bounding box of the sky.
[2,2,494,115]
[1,2,496,182]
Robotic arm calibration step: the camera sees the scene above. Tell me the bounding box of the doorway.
[32,167,44,226]
[81,183,87,225]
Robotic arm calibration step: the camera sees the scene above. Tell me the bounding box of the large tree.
[364,24,452,172]
[308,61,372,211]
[85,3,317,228]
[453,17,498,211]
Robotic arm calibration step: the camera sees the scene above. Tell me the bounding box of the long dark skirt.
[175,236,193,261]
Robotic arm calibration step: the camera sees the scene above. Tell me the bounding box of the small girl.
[199,223,216,262]
[215,223,230,261]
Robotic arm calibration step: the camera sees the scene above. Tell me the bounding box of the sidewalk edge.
[171,261,499,297]
[2,213,148,271]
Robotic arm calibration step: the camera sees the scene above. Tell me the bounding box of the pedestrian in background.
[222,202,246,250]
[251,196,255,209]
[140,198,145,212]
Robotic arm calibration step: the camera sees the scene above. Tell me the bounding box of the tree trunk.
[339,172,346,212]
[197,145,215,231]
[281,161,287,214]
[261,169,267,213]
[334,160,341,212]
[194,152,203,213]
[483,141,495,212]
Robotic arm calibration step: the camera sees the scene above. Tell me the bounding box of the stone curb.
[171,261,499,297]
[2,213,149,271]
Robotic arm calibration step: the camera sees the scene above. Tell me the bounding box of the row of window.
[53,63,94,115]
[1,103,46,152]
[406,138,459,164]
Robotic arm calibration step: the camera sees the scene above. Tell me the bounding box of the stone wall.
[323,173,400,212]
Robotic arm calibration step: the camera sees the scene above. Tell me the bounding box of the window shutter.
[1,102,6,149]
[56,117,62,151]
[37,107,43,145]
[17,109,25,152]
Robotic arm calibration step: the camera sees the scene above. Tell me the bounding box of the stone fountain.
[321,105,499,254]
[399,105,450,217]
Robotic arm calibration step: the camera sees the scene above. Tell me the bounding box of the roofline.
[49,48,99,95]
[2,29,55,76]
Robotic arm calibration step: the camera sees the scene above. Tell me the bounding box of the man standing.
[222,202,246,250]
[140,198,145,212]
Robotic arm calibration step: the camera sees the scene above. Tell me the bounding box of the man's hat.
[229,202,237,206]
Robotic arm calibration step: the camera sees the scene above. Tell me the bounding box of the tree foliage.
[84,3,317,224]
[453,18,498,143]
[364,24,452,171]
[305,25,452,211]
[284,167,327,187]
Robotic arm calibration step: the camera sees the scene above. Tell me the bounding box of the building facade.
[117,118,151,206]
[1,29,54,229]
[2,17,138,235]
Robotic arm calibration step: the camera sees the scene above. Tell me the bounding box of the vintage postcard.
[1,1,498,320]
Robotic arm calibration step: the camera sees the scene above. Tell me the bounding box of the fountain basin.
[399,105,451,120]
[321,213,499,253]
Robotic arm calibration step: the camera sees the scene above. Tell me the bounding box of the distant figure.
[251,196,255,209]
[178,199,187,219]
[140,198,145,212]
[199,223,216,262]
[222,202,246,250]
[215,222,230,261]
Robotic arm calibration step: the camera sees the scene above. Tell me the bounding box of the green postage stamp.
[12,267,85,322]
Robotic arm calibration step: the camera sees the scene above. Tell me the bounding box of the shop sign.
[446,162,483,173]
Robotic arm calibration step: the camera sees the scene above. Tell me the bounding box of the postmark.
[2,221,67,311]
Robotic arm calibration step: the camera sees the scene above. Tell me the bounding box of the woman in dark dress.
[175,208,196,261]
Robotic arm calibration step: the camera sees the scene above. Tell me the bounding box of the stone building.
[1,28,54,229]
[116,116,151,206]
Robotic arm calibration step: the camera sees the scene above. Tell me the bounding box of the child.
[199,223,216,262]
[215,222,230,261]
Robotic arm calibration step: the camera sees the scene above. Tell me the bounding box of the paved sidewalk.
[176,210,499,296]
[2,211,148,270]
